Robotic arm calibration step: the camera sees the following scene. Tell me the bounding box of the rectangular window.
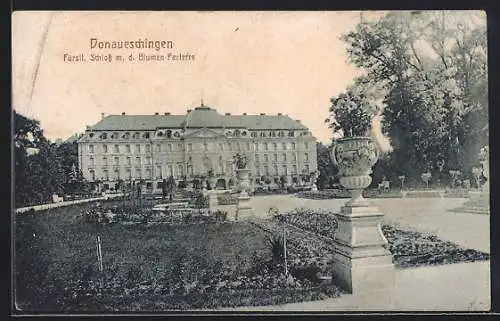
[188,143,193,152]
[273,142,277,151]
[168,144,173,152]
[103,145,108,153]
[135,144,141,153]
[255,154,260,162]
[125,144,131,153]
[264,143,268,151]
[103,170,109,180]
[126,169,132,180]
[283,153,287,162]
[283,165,288,176]
[114,156,119,165]
[135,168,141,179]
[305,153,309,162]
[146,144,151,153]
[89,170,95,181]
[156,166,162,179]
[146,157,151,165]
[282,142,286,150]
[114,144,119,153]
[204,142,208,151]
[136,157,141,165]
[156,144,161,152]
[292,153,297,162]
[89,157,95,167]
[219,143,224,151]
[293,165,297,174]
[264,154,269,162]
[114,169,120,180]
[89,145,94,153]
[292,142,296,150]
[103,157,108,166]
[126,157,131,165]
[273,154,278,162]
[305,142,309,149]
[145,169,151,179]
[228,142,232,151]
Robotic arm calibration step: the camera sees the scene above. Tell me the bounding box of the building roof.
[88,106,308,131]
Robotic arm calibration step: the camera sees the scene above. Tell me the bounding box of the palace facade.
[77,104,318,191]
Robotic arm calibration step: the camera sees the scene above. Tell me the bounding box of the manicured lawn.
[15,202,341,311]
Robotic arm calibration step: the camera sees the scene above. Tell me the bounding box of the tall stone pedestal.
[236,191,254,221]
[208,191,219,209]
[331,205,395,294]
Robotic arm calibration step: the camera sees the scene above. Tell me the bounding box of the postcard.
[12,10,490,313]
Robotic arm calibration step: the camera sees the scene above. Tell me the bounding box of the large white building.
[77,104,317,191]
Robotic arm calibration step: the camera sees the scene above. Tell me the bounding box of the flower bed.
[217,193,239,205]
[16,204,342,311]
[272,208,490,268]
[296,189,350,199]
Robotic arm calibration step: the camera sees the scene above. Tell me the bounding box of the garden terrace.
[15,202,341,311]
[271,208,490,268]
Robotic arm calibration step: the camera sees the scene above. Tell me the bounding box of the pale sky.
[12,11,382,143]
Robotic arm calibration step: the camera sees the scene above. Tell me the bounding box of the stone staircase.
[450,190,490,215]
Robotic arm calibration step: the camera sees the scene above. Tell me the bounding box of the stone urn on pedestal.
[310,171,319,191]
[234,154,254,220]
[207,170,219,209]
[330,136,395,295]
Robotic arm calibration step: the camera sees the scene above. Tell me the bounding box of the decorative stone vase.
[331,136,379,207]
[236,168,251,197]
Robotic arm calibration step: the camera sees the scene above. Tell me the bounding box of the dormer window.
[234,129,241,137]
[260,132,266,137]
[166,130,172,138]
[278,131,284,137]
[242,131,248,136]
[100,132,108,139]
[122,132,130,139]
[157,131,164,137]
[89,133,95,138]
[288,131,295,137]
[251,132,257,138]
[174,132,180,138]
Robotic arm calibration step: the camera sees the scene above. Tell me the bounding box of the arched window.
[157,131,164,137]
[166,130,172,138]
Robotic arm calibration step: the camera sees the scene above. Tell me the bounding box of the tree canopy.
[328,11,488,187]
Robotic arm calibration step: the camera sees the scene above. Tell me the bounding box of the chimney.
[296,119,301,123]
[187,109,192,113]
[260,113,266,115]
[86,125,90,130]
[101,112,105,120]
[225,113,231,116]
[154,112,159,115]
[243,113,247,115]
[277,113,282,116]
[122,112,126,115]
[164,112,171,115]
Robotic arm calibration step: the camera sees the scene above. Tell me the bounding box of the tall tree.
[337,11,488,185]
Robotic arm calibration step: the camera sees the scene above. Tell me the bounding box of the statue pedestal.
[208,190,219,209]
[236,192,254,221]
[331,205,395,294]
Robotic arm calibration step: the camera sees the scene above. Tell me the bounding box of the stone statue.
[233,153,247,170]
